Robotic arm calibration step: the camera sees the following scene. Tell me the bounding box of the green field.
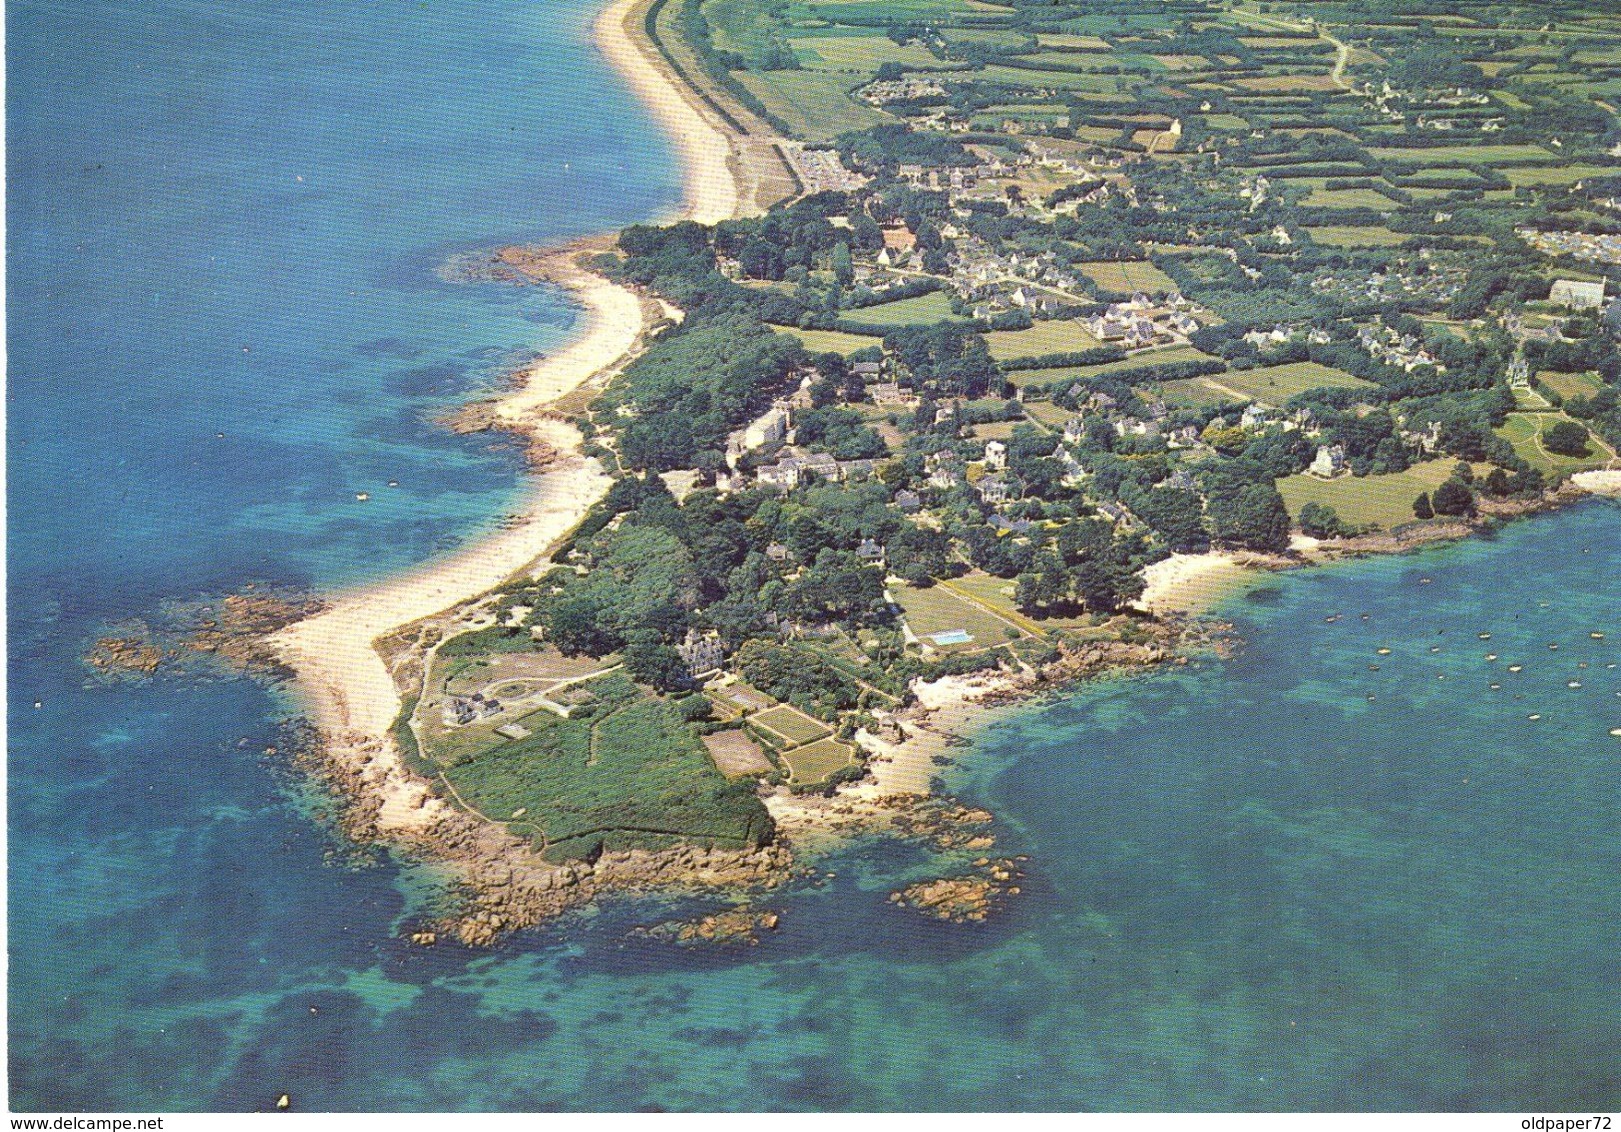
[780,737,857,785]
[790,34,942,72]
[733,69,888,141]
[984,320,1105,361]
[1494,412,1612,477]
[1538,370,1606,400]
[436,673,771,860]
[1160,377,1241,408]
[840,290,962,326]
[1503,164,1621,187]
[769,324,881,355]
[1008,345,1216,387]
[1191,361,1373,405]
[1307,225,1409,247]
[1368,144,1555,165]
[751,705,832,745]
[893,580,1019,650]
[945,572,1105,634]
[1276,460,1461,530]
[1303,187,1397,210]
[1077,260,1180,294]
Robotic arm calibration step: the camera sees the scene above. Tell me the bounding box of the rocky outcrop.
[892,856,1023,923]
[634,906,782,947]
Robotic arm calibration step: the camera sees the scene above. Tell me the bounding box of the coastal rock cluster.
[632,906,782,947]
[892,857,1024,923]
[82,588,323,684]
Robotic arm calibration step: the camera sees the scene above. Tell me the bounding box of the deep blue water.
[9,0,1621,1114]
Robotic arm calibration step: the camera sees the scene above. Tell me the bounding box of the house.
[839,458,879,480]
[893,489,922,512]
[757,462,801,491]
[1165,311,1200,337]
[856,538,886,565]
[1308,444,1348,479]
[743,407,789,451]
[1063,417,1088,444]
[869,382,910,405]
[1240,404,1270,431]
[1550,278,1606,310]
[799,453,839,480]
[977,476,1013,504]
[674,628,725,679]
[983,440,1007,470]
[766,542,791,562]
[852,360,883,379]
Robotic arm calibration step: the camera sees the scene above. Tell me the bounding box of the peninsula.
[270,0,1621,945]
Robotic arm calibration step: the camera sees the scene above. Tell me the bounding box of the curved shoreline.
[267,4,748,847]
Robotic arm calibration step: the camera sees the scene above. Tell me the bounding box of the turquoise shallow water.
[9,0,1621,1112]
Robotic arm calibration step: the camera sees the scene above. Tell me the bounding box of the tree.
[1207,483,1291,551]
[1413,491,1434,520]
[1544,420,1591,457]
[1483,467,1511,497]
[623,631,690,693]
[1431,479,1475,517]
[1298,501,1345,539]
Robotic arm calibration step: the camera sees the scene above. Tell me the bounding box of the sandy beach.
[594,0,741,226]
[269,0,752,836]
[1136,550,1250,615]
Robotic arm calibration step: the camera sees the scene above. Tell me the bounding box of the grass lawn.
[1077,260,1180,294]
[1303,187,1397,210]
[780,737,857,785]
[751,705,832,746]
[984,321,1105,361]
[1160,376,1240,408]
[892,580,1020,650]
[701,729,774,778]
[1007,345,1216,387]
[1538,370,1606,400]
[436,673,771,859]
[840,290,961,326]
[769,324,880,355]
[790,34,941,72]
[1196,361,1373,404]
[1276,460,1461,530]
[733,70,888,141]
[1308,225,1409,247]
[1494,412,1613,477]
[1368,144,1555,164]
[1504,164,1621,187]
[945,572,1106,634]
[1023,400,1077,428]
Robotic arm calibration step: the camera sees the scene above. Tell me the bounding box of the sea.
[7,0,1620,1113]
